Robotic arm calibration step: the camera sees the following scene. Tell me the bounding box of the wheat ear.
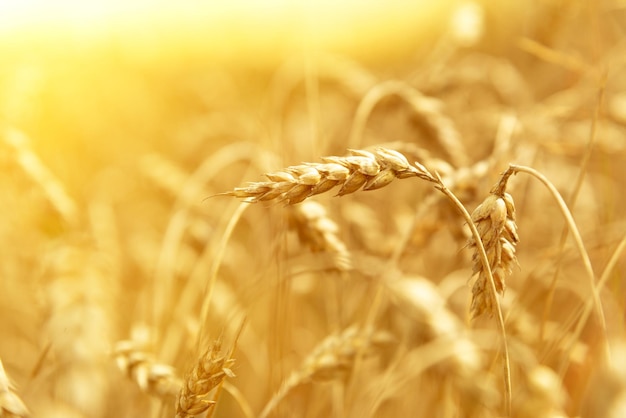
[347,80,468,167]
[259,326,392,418]
[0,359,29,418]
[175,338,237,418]
[221,147,431,204]
[112,341,182,398]
[288,201,352,271]
[468,182,519,319]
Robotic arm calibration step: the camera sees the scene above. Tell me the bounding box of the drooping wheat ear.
[259,326,393,418]
[0,359,29,418]
[176,338,236,418]
[288,201,352,271]
[112,340,182,398]
[468,178,519,319]
[222,147,432,204]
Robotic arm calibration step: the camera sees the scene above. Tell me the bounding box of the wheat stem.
[541,78,605,342]
[507,164,608,354]
[432,172,512,417]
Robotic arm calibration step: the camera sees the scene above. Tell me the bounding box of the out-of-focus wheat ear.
[513,365,567,418]
[347,80,468,167]
[288,201,352,271]
[468,190,519,319]
[0,359,29,418]
[221,147,430,204]
[258,327,393,418]
[582,339,626,418]
[112,341,182,398]
[175,338,236,418]
[42,245,113,417]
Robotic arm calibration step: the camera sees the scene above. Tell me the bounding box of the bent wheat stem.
[432,172,512,417]
[506,164,608,354]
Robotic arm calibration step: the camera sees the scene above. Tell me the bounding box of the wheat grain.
[0,359,29,418]
[222,147,431,204]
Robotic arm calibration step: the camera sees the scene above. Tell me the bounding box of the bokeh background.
[1,1,626,417]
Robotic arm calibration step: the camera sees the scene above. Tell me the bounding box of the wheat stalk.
[0,359,29,418]
[222,147,431,204]
[502,164,609,362]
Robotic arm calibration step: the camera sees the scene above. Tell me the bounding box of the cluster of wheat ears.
[2,3,626,418]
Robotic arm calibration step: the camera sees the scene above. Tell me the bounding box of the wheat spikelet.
[288,201,352,271]
[0,359,29,418]
[112,341,182,398]
[222,147,431,204]
[176,338,236,418]
[468,189,519,318]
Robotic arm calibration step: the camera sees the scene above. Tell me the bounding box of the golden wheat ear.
[468,190,519,319]
[176,338,237,418]
[220,147,431,204]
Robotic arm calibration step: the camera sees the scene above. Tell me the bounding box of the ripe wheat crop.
[1,2,625,418]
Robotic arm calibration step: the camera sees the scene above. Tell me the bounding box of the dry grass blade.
[221,147,431,204]
[0,359,29,418]
[176,338,237,418]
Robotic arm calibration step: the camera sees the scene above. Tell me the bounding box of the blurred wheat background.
[1,0,626,417]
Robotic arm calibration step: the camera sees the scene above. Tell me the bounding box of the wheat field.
[1,1,626,417]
